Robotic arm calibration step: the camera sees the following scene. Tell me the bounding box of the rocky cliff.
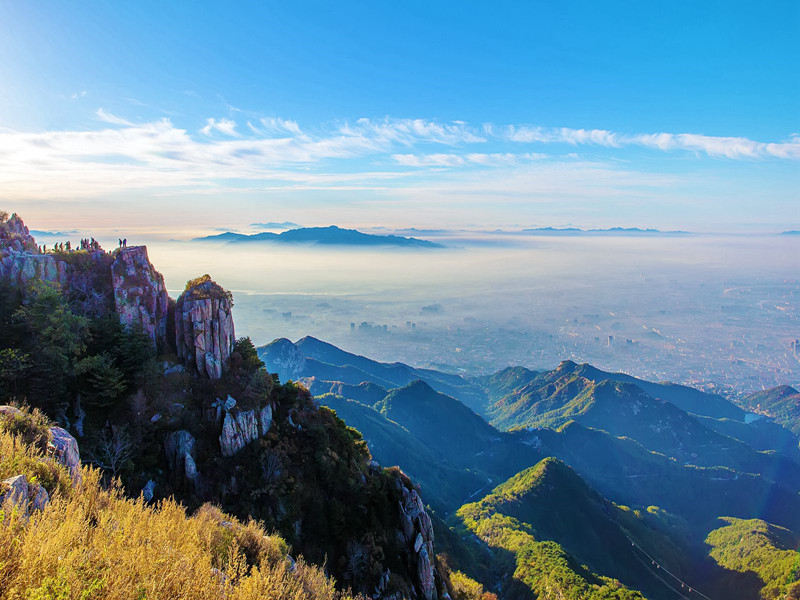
[175,275,235,379]
[0,214,68,288]
[111,246,170,350]
[395,477,439,600]
[0,213,37,253]
[1,213,453,600]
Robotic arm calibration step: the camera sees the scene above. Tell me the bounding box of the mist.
[83,231,794,396]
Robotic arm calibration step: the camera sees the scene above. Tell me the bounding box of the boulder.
[218,401,275,457]
[175,276,235,379]
[30,484,50,512]
[48,426,81,482]
[142,479,156,502]
[111,246,170,350]
[0,405,22,419]
[0,474,48,517]
[164,363,186,375]
[0,475,29,515]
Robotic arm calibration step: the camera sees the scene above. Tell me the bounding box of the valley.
[259,334,800,599]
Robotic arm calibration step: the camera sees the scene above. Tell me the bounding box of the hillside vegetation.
[0,410,353,600]
[259,338,800,599]
[738,386,800,435]
[455,458,671,600]
[706,517,800,600]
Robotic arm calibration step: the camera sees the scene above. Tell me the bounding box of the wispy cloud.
[392,152,547,167]
[0,111,797,203]
[249,117,302,136]
[96,108,134,126]
[201,117,240,137]
[504,125,800,159]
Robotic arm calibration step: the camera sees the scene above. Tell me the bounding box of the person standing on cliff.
[123,238,127,247]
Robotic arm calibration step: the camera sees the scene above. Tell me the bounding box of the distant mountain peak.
[401,379,436,393]
[195,225,443,248]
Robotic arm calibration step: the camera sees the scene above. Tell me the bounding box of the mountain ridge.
[193,225,443,247]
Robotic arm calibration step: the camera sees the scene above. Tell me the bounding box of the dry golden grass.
[0,428,360,600]
[0,426,72,499]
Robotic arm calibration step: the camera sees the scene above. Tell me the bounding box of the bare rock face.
[219,404,274,457]
[396,481,438,600]
[0,213,38,253]
[164,430,201,490]
[111,246,170,350]
[259,404,273,436]
[175,275,235,379]
[0,214,68,289]
[48,426,82,482]
[220,410,258,456]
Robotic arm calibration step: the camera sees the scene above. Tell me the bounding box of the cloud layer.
[0,111,797,202]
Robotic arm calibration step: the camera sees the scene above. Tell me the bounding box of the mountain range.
[518,227,691,236]
[259,335,800,599]
[193,225,443,247]
[249,221,301,229]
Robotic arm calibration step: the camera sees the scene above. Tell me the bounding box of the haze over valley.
[82,227,799,396]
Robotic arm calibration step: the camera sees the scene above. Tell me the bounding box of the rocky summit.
[0,213,68,288]
[111,245,170,350]
[0,215,237,379]
[176,275,236,379]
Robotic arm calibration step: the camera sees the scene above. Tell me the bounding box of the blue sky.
[1,0,798,232]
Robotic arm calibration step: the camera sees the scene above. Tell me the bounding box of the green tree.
[13,281,88,414]
[233,336,265,373]
[113,324,157,389]
[0,281,23,348]
[86,316,156,393]
[0,348,31,397]
[75,353,126,409]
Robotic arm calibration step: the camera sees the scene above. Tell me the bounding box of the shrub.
[0,428,72,499]
[232,337,265,374]
[0,406,51,450]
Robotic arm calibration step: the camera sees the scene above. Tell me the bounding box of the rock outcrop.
[164,430,202,491]
[175,275,235,379]
[0,214,68,289]
[111,246,170,350]
[396,481,438,600]
[219,403,274,457]
[48,426,82,482]
[220,410,258,456]
[0,474,50,517]
[0,213,37,253]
